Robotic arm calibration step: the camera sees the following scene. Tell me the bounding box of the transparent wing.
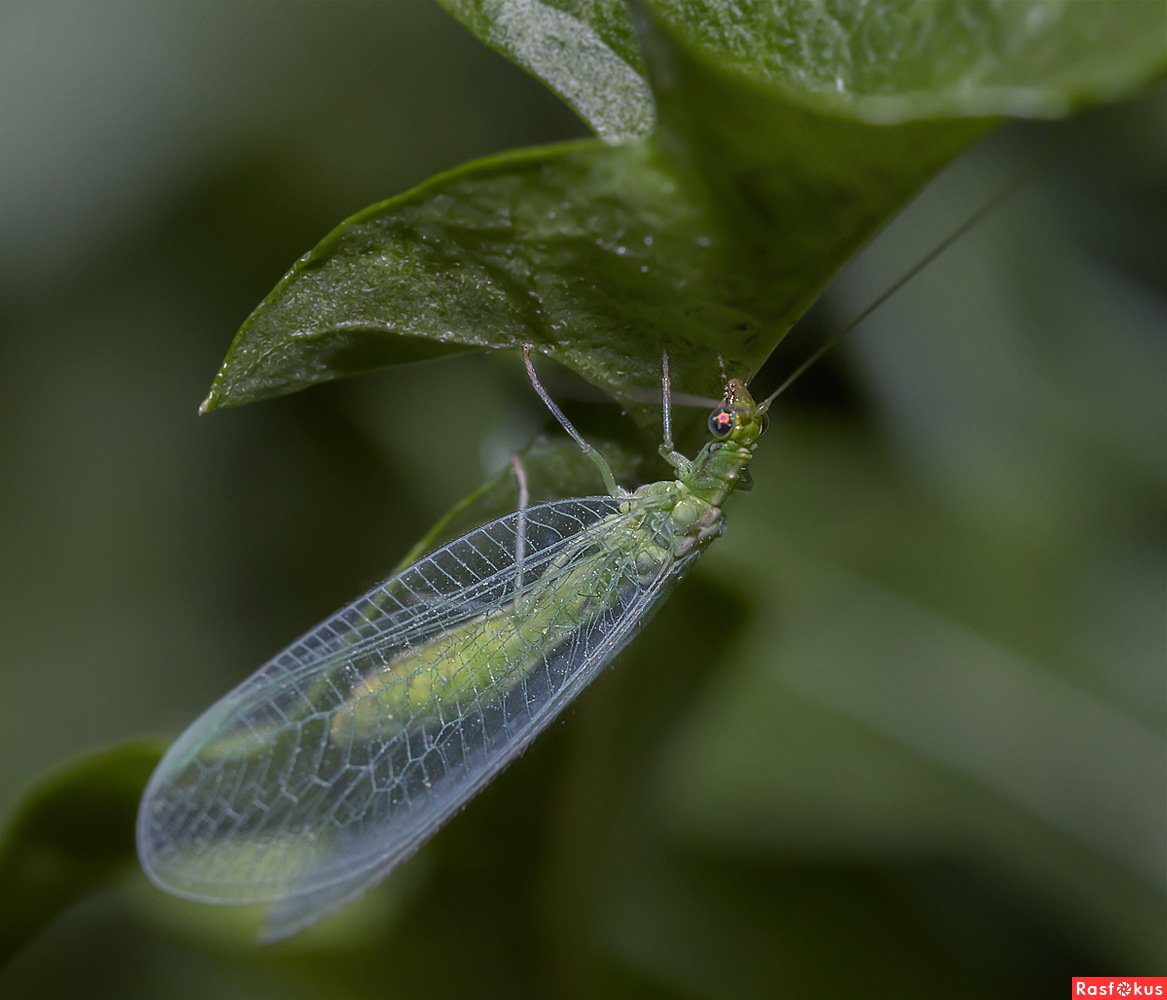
[137,497,686,937]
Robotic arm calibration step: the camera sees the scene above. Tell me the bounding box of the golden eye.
[708,407,735,437]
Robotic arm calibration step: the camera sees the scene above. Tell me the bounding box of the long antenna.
[761,137,1062,409]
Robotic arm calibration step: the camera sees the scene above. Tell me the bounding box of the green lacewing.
[138,344,777,939]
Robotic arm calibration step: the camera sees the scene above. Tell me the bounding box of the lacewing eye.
[709,407,735,437]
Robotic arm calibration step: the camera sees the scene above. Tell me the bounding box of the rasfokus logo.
[1072,979,1166,997]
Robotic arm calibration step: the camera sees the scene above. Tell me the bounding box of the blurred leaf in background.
[0,1,1164,997]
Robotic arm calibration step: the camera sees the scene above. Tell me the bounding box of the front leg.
[659,442,691,477]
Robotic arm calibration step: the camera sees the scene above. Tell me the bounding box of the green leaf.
[201,138,731,418]
[437,0,653,140]
[436,1,1167,141]
[648,0,1167,121]
[202,0,1164,421]
[201,104,982,421]
[0,743,162,967]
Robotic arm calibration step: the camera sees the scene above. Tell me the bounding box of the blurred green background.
[1,2,1163,997]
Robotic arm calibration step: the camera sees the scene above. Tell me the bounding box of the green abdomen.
[330,509,676,743]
